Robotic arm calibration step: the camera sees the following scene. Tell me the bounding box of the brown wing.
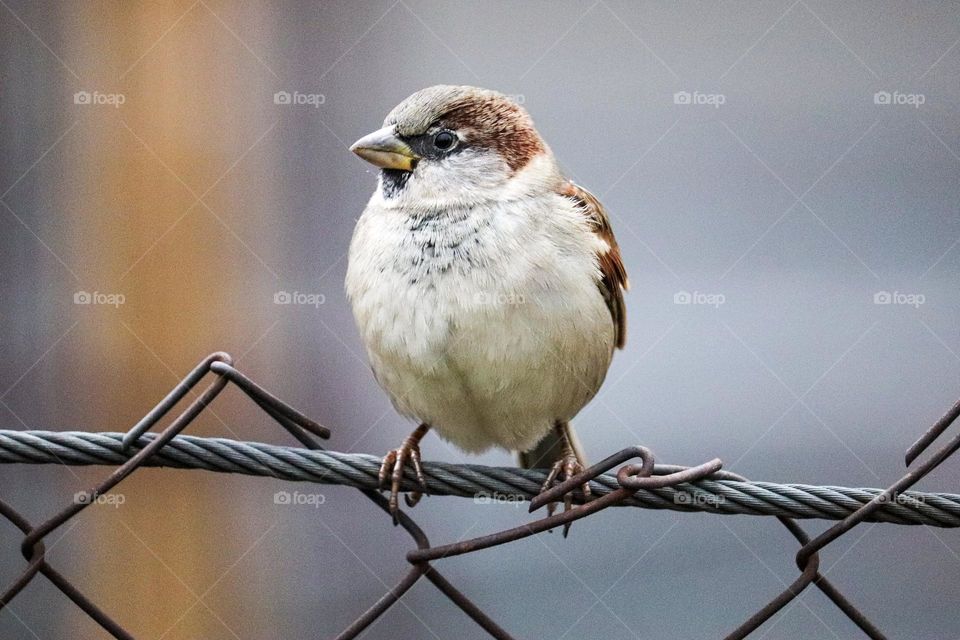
[558,181,629,349]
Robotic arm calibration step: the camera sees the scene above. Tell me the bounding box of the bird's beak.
[350,126,420,171]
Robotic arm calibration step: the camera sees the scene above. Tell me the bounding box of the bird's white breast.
[345,170,615,453]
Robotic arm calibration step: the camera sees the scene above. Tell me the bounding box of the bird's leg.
[539,424,591,536]
[378,423,430,521]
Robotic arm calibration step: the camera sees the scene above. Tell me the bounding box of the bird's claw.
[539,453,592,537]
[378,438,428,523]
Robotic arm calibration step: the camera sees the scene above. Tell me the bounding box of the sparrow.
[345,85,627,522]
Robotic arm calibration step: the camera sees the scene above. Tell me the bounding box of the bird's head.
[350,85,557,209]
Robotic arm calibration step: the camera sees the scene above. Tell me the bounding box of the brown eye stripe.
[441,98,545,172]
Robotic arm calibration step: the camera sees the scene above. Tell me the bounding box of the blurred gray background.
[1,1,959,638]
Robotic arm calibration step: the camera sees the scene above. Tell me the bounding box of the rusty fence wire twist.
[0,352,958,639]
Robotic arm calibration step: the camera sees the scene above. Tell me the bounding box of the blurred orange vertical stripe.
[66,2,278,636]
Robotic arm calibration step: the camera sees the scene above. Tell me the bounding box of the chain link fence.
[1,352,958,639]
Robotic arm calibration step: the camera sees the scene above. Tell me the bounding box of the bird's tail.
[517,421,586,470]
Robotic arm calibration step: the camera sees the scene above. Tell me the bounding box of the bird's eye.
[432,130,457,151]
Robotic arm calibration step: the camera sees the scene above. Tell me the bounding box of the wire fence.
[0,352,958,639]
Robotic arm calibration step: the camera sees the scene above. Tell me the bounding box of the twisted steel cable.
[1,430,957,527]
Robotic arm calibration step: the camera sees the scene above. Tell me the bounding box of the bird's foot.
[378,424,430,523]
[539,452,592,537]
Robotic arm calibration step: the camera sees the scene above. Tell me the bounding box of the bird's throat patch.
[381,169,411,198]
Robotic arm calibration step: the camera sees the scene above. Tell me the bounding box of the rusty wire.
[0,352,957,639]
